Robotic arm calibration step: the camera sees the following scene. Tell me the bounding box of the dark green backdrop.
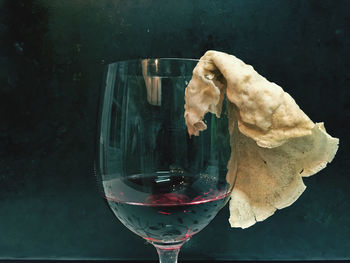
[0,0,349,261]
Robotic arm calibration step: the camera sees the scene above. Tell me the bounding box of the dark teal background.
[0,0,349,260]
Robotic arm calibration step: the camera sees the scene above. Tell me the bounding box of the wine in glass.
[96,58,235,262]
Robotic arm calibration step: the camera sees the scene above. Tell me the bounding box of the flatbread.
[184,50,339,228]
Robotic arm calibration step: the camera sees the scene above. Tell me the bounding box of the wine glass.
[95,58,235,263]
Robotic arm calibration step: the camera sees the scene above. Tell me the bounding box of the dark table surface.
[0,0,349,261]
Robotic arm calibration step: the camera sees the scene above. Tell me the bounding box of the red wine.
[103,173,230,243]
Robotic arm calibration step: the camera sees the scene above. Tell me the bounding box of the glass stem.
[154,242,185,263]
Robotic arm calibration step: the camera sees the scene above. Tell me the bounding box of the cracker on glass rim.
[184,50,339,229]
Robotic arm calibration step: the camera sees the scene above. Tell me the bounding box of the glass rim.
[107,57,212,66]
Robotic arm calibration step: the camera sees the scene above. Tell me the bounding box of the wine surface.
[103,172,230,243]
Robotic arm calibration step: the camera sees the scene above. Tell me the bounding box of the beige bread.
[184,50,339,228]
